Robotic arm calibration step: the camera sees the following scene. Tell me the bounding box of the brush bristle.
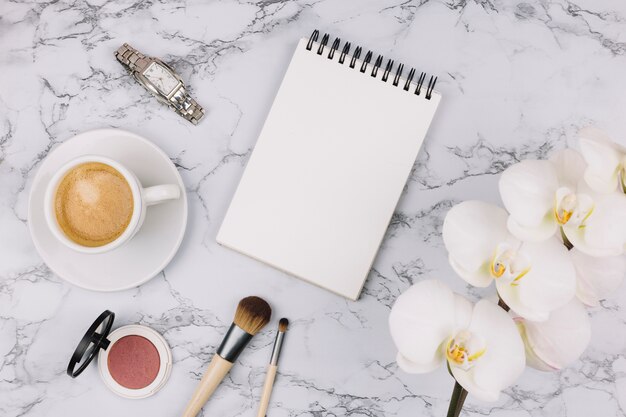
[233,296,272,335]
[278,318,289,332]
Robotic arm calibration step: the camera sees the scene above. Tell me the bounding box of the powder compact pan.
[67,310,172,399]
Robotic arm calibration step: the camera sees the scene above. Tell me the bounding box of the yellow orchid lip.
[554,188,595,227]
[555,207,573,225]
[445,332,486,370]
[489,245,531,284]
[447,345,465,363]
[490,260,506,278]
[554,191,576,225]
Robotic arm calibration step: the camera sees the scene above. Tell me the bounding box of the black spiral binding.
[306,30,438,100]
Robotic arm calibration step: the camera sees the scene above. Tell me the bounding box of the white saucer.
[28,129,188,291]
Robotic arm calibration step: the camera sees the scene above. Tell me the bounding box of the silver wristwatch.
[115,43,204,125]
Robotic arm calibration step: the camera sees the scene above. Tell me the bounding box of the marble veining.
[1,0,626,416]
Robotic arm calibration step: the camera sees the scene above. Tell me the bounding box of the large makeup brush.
[256,318,289,417]
[180,296,272,417]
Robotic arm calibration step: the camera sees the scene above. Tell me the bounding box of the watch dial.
[143,62,179,95]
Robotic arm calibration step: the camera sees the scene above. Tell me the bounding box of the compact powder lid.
[67,310,115,378]
[67,311,172,399]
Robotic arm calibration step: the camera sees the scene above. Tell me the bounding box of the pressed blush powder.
[107,335,161,389]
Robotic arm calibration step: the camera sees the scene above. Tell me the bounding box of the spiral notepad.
[218,30,442,300]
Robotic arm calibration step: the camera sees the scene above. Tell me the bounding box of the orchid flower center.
[445,330,486,371]
[489,243,531,285]
[554,187,594,227]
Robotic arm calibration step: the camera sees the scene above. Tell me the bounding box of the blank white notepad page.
[217,37,441,300]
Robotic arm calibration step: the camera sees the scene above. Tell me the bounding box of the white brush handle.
[181,355,233,417]
[256,364,278,417]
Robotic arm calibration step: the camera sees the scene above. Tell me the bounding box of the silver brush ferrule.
[216,323,253,363]
[269,330,285,366]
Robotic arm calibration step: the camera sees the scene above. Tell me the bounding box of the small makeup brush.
[256,318,289,417]
[181,296,272,417]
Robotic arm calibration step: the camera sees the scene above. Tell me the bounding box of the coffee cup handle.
[143,184,181,206]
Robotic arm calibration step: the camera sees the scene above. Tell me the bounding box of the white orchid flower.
[389,279,525,402]
[562,189,626,257]
[499,150,626,256]
[498,150,592,242]
[515,300,591,371]
[442,201,576,321]
[578,127,626,194]
[569,248,626,306]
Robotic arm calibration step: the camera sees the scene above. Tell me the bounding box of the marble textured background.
[1,0,626,416]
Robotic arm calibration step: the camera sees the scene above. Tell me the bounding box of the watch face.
[143,62,179,95]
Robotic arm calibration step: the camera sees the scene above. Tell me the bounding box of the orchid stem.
[497,297,510,312]
[560,227,573,250]
[446,381,468,417]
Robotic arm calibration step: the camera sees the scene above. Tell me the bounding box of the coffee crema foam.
[54,162,134,247]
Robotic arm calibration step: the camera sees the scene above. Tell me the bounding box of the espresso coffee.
[54,162,134,247]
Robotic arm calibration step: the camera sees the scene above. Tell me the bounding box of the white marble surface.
[1,0,626,416]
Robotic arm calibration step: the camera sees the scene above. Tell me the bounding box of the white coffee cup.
[44,155,180,254]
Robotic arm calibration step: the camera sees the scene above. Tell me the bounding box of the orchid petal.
[450,300,525,402]
[564,192,626,257]
[449,255,493,287]
[579,127,624,194]
[518,329,557,372]
[497,285,549,322]
[517,300,591,371]
[570,248,626,306]
[389,280,456,371]
[396,352,442,374]
[452,294,474,331]
[496,239,576,322]
[506,214,558,242]
[499,160,559,239]
[443,201,517,286]
[451,371,500,402]
[550,149,587,188]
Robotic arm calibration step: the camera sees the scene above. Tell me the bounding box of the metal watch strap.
[115,43,205,125]
[115,43,150,72]
[170,88,205,125]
